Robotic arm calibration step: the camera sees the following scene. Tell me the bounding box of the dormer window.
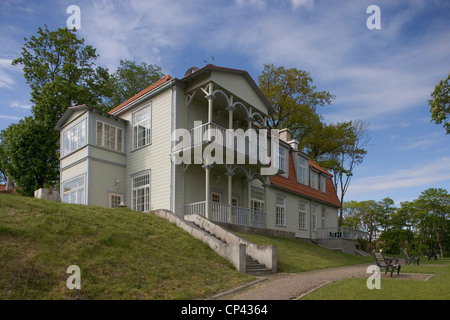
[278,146,287,177]
[310,170,319,190]
[297,157,308,185]
[320,175,326,193]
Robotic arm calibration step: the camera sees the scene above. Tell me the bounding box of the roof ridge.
[108,75,173,115]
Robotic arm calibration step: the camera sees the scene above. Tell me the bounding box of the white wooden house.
[55,65,347,242]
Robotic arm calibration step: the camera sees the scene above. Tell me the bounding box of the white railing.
[174,123,268,164]
[185,201,266,229]
[317,227,369,240]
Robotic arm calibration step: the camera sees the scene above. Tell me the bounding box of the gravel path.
[215,263,433,300]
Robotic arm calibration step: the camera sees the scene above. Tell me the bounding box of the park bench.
[425,250,438,261]
[371,251,401,277]
[402,249,419,265]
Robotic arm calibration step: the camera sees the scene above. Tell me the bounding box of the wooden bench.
[371,251,401,277]
[402,249,419,265]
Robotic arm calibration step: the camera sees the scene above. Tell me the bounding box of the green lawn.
[301,259,450,300]
[236,232,372,273]
[0,194,253,299]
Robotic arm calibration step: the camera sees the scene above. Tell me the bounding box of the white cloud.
[347,156,450,195]
[290,0,314,11]
[0,59,15,89]
[401,132,445,151]
[0,114,21,121]
[10,101,32,110]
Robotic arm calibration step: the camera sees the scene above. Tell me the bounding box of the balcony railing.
[184,201,266,229]
[174,122,268,164]
[317,227,369,240]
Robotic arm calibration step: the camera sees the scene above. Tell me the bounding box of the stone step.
[245,256,272,275]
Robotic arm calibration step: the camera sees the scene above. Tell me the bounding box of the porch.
[185,201,266,229]
[317,227,369,240]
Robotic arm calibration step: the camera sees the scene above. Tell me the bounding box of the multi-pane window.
[278,146,286,176]
[297,157,308,185]
[96,121,124,152]
[62,120,86,157]
[109,193,123,208]
[251,188,265,213]
[311,171,319,190]
[321,207,327,228]
[132,172,150,212]
[312,204,318,231]
[299,201,308,230]
[133,106,152,150]
[275,195,286,226]
[320,175,326,193]
[63,174,85,205]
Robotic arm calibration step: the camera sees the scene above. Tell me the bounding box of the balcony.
[184,201,266,229]
[173,122,270,167]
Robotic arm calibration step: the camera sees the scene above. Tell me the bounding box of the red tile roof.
[108,75,173,116]
[270,152,341,208]
[0,184,14,194]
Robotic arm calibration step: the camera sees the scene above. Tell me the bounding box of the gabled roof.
[108,75,173,116]
[270,152,341,208]
[181,64,275,115]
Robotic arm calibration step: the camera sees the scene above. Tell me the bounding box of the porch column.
[203,164,213,219]
[207,82,214,141]
[226,171,234,224]
[246,178,253,226]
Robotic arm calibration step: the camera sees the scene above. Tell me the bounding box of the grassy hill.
[1,194,375,300]
[0,194,253,299]
[237,233,372,273]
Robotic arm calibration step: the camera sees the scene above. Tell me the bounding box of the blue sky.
[0,0,449,204]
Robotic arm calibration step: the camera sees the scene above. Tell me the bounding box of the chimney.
[279,128,299,151]
[279,128,291,142]
[6,176,14,192]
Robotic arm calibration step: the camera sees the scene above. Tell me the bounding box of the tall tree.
[327,120,370,226]
[105,59,165,109]
[416,188,450,257]
[258,64,335,147]
[1,26,112,195]
[428,72,450,134]
[343,200,380,250]
[0,117,59,195]
[12,25,111,125]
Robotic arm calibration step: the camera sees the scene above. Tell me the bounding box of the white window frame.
[96,120,124,152]
[278,146,287,177]
[275,194,286,227]
[109,192,124,208]
[132,105,152,150]
[297,157,308,185]
[62,174,86,205]
[132,171,151,212]
[321,207,327,229]
[299,200,308,230]
[312,204,318,231]
[251,187,265,213]
[311,170,319,190]
[320,175,326,193]
[62,119,87,157]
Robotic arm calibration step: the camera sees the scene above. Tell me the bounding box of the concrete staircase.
[197,220,272,275]
[245,255,272,276]
[152,209,277,276]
